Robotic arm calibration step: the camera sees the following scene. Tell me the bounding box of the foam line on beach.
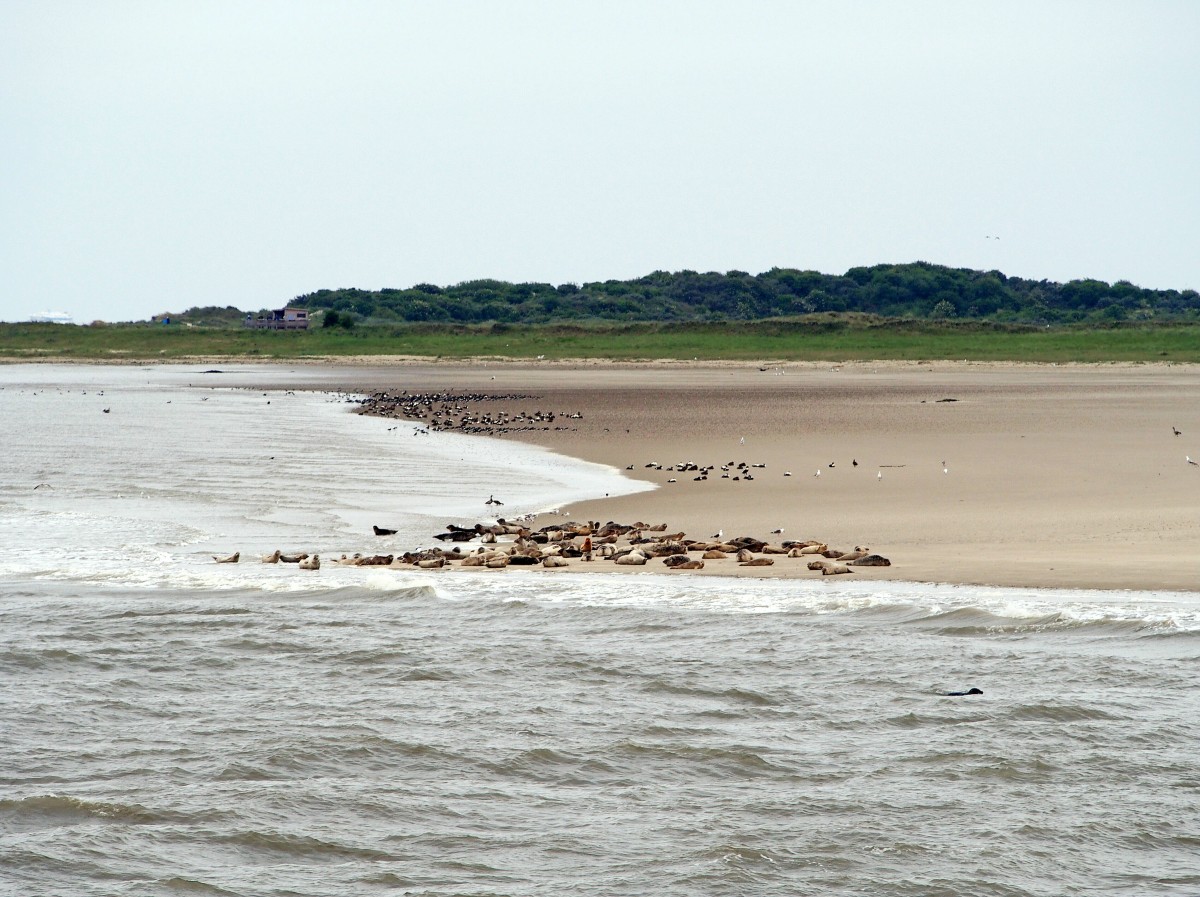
[417,569,1200,634]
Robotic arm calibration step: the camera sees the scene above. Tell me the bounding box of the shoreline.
[202,358,1200,593]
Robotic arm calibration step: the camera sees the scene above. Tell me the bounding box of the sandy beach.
[230,359,1200,592]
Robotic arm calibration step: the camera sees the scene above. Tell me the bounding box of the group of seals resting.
[214,520,893,577]
[347,520,894,575]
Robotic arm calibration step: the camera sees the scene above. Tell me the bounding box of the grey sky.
[2,1,1196,323]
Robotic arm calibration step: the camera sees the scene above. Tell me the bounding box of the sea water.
[1,364,1198,896]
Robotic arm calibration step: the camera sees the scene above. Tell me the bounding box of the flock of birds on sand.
[631,423,1200,486]
[355,390,585,436]
[213,517,893,575]
[631,456,930,483]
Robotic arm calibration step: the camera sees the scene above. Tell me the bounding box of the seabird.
[877,471,883,480]
[1174,426,1182,436]
[770,528,784,534]
[1188,456,1198,466]
[852,459,858,467]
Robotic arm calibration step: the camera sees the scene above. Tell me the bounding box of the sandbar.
[230,359,1200,592]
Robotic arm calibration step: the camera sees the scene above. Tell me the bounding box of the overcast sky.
[2,1,1196,323]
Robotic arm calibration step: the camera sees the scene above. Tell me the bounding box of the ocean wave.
[0,794,189,827]
[0,646,112,672]
[157,877,240,895]
[898,605,1188,637]
[215,829,396,862]
[639,681,784,707]
[1004,702,1122,723]
[356,871,421,888]
[606,741,794,778]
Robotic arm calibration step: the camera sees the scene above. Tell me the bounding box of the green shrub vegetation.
[289,262,1198,326]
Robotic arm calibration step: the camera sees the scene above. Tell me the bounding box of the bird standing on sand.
[1174,426,1182,436]
[877,471,883,480]
[1188,456,1198,466]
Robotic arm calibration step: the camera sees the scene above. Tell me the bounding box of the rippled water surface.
[2,365,1199,896]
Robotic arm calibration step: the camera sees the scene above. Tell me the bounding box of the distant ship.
[29,311,74,324]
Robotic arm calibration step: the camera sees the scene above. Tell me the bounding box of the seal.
[820,563,853,575]
[943,688,983,696]
[848,554,891,566]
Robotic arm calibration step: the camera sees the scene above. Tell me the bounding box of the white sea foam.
[422,569,1200,632]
